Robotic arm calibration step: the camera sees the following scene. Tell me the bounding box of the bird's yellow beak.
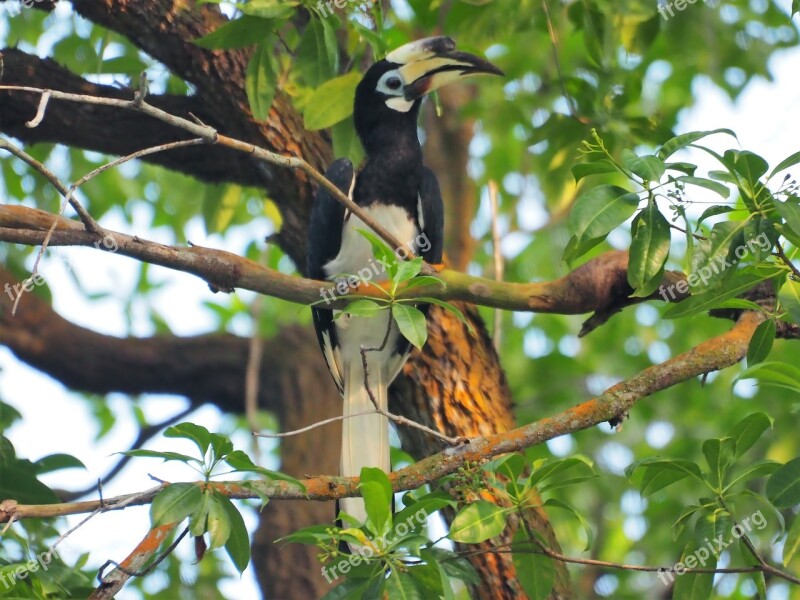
[386,37,504,102]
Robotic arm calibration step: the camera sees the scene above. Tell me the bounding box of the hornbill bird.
[306,37,502,523]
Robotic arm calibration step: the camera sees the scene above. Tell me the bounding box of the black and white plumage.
[306,37,502,524]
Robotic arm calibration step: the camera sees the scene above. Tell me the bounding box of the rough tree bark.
[0,1,570,597]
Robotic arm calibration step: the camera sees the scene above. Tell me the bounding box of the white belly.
[324,204,417,375]
[324,204,417,279]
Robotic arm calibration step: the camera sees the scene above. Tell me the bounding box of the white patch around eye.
[385,96,415,112]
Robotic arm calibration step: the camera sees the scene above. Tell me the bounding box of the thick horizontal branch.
[0,204,683,318]
[0,310,763,524]
[0,49,268,188]
[0,83,417,261]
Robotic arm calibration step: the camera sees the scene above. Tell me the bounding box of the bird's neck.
[356,122,423,208]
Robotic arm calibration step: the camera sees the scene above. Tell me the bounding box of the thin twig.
[254,409,386,438]
[776,240,800,280]
[0,311,771,524]
[97,526,189,581]
[358,309,464,446]
[0,85,419,263]
[1,136,205,315]
[25,90,50,128]
[541,0,584,123]
[488,181,504,350]
[62,406,197,502]
[245,294,265,454]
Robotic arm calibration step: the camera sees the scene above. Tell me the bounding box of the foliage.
[2,0,800,599]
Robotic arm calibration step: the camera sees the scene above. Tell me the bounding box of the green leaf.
[246,43,278,122]
[664,266,784,318]
[512,528,555,600]
[394,493,455,533]
[492,453,527,481]
[767,457,800,508]
[224,450,305,489]
[724,460,780,493]
[193,15,276,50]
[150,483,203,527]
[449,500,508,543]
[769,150,800,180]
[665,161,697,176]
[571,159,618,181]
[120,449,201,464]
[729,412,773,458]
[701,437,736,488]
[779,277,800,325]
[237,0,297,18]
[425,548,479,585]
[202,184,242,234]
[735,361,800,395]
[628,199,671,296]
[697,205,735,226]
[747,319,776,366]
[321,578,378,600]
[356,228,398,279]
[206,493,232,549]
[189,489,211,537]
[727,149,769,183]
[774,200,800,236]
[562,233,607,264]
[408,297,471,331]
[621,150,665,181]
[164,422,211,456]
[399,276,445,293]
[0,466,59,504]
[657,128,736,160]
[708,169,738,184]
[528,457,595,490]
[385,571,425,600]
[34,453,86,474]
[295,16,339,87]
[304,71,362,131]
[209,433,233,460]
[783,515,800,566]
[626,457,706,496]
[342,299,387,317]
[689,221,746,293]
[394,257,423,284]
[543,498,595,550]
[217,492,251,573]
[569,185,640,243]
[392,304,428,349]
[676,175,730,198]
[359,467,393,537]
[671,543,716,600]
[331,117,365,166]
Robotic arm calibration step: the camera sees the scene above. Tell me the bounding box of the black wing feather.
[307,158,355,395]
[418,167,444,264]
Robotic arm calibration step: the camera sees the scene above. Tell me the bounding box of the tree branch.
[0,204,691,320]
[0,310,765,525]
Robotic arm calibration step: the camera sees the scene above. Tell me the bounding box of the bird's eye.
[385,76,402,90]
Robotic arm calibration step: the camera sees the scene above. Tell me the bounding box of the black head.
[353,37,504,156]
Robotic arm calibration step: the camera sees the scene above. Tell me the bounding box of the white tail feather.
[340,360,390,524]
